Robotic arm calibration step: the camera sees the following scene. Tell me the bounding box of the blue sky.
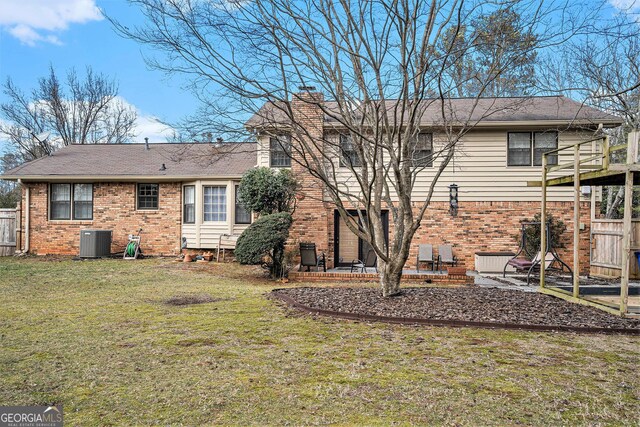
[0,0,198,151]
[0,0,638,155]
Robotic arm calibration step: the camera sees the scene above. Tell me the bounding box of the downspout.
[17,179,29,254]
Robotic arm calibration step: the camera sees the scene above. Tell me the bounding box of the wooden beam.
[573,144,580,298]
[539,287,623,317]
[541,155,547,289]
[542,168,630,187]
[603,135,610,170]
[620,131,637,315]
[610,164,640,172]
[620,172,632,315]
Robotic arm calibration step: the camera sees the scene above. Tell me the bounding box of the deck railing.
[542,134,636,176]
[540,130,639,316]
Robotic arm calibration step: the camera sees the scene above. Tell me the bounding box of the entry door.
[334,210,388,266]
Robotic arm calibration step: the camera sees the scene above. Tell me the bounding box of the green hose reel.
[125,242,137,258]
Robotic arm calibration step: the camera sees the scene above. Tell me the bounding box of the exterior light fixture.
[449,183,459,217]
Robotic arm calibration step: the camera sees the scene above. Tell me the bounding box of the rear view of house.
[247,93,623,273]
[2,94,623,273]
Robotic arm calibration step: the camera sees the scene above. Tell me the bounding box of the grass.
[0,257,638,426]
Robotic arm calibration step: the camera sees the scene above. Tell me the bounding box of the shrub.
[235,212,293,278]
[237,167,298,215]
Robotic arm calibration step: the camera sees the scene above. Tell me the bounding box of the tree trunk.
[380,258,404,297]
[606,186,625,218]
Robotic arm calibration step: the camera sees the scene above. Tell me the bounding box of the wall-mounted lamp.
[449,183,459,217]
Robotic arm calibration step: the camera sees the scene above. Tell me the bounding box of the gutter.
[0,174,247,182]
[16,179,29,254]
[247,118,625,132]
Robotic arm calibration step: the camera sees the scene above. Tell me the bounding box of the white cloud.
[7,24,63,47]
[609,0,640,14]
[0,97,175,147]
[609,0,639,9]
[608,0,640,23]
[109,96,175,143]
[134,115,176,143]
[0,0,102,46]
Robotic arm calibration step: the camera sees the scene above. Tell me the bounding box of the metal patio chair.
[437,244,458,271]
[416,244,435,272]
[299,242,326,272]
[351,249,378,273]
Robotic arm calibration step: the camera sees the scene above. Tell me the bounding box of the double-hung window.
[73,184,93,220]
[204,186,227,222]
[339,134,362,167]
[270,135,291,167]
[50,183,93,220]
[410,133,433,167]
[137,183,159,210]
[508,132,558,166]
[234,185,251,224]
[183,185,195,224]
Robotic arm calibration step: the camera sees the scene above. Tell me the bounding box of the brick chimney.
[290,87,331,265]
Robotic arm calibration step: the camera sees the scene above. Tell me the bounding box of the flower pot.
[184,254,193,262]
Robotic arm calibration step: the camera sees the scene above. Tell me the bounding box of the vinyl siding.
[258,128,601,203]
[181,180,251,249]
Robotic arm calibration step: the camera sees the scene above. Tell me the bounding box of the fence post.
[620,131,638,315]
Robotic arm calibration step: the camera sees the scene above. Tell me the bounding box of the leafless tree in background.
[539,11,639,218]
[115,0,603,295]
[0,66,137,162]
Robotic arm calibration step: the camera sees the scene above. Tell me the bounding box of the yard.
[0,257,638,426]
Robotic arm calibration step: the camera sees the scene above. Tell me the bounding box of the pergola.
[530,131,639,317]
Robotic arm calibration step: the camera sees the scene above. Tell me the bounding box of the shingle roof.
[245,96,622,129]
[1,143,257,181]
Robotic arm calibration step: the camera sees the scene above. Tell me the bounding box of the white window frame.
[203,185,227,222]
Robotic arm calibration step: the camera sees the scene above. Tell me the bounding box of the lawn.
[0,257,638,426]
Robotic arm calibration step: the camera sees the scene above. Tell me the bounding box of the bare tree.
[114,0,602,296]
[0,66,137,161]
[0,153,20,208]
[439,8,538,97]
[538,11,639,218]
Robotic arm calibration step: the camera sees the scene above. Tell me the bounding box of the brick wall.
[20,182,182,256]
[290,200,592,274]
[289,91,330,256]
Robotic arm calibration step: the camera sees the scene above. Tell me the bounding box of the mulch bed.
[272,287,640,333]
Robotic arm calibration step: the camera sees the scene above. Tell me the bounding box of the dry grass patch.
[164,293,225,306]
[0,257,638,426]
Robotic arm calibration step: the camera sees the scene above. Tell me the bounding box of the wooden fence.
[0,209,17,256]
[590,219,640,279]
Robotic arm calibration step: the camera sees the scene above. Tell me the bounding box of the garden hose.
[126,242,137,258]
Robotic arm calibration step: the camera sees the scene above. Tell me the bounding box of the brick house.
[2,94,622,272]
[2,143,256,256]
[246,94,622,273]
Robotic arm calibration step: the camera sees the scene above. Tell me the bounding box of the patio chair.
[437,244,458,270]
[416,244,435,272]
[299,242,326,272]
[351,249,377,273]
